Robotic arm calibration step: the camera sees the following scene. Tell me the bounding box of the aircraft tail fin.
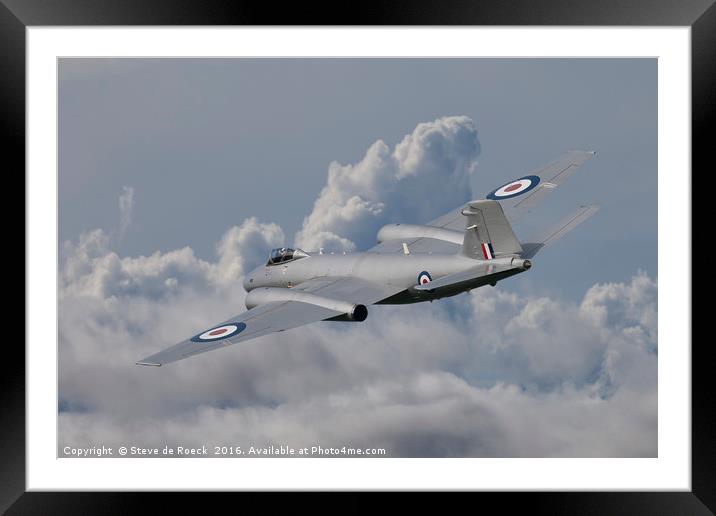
[461,200,523,259]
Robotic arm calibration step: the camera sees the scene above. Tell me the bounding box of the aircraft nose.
[242,275,252,291]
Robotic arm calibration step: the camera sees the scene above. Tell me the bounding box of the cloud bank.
[59,250,657,457]
[295,115,481,251]
[60,216,284,301]
[58,116,657,457]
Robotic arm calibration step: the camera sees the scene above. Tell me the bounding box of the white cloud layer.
[60,217,284,301]
[59,227,657,456]
[295,115,481,251]
[57,117,656,458]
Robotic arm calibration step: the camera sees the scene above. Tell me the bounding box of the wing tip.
[568,149,597,157]
[136,360,162,367]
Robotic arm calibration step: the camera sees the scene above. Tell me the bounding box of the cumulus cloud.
[295,115,481,251]
[214,217,285,285]
[59,223,657,457]
[60,196,284,301]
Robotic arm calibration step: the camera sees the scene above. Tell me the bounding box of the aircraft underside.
[376,266,526,305]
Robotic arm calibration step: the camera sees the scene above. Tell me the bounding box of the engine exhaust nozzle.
[511,258,532,270]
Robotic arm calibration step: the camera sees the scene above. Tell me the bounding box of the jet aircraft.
[138,150,598,366]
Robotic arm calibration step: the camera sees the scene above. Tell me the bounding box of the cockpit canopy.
[267,247,309,265]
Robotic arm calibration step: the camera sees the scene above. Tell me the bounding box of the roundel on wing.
[487,175,541,200]
[418,271,432,285]
[191,322,247,343]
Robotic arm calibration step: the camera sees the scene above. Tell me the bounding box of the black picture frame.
[5,0,708,512]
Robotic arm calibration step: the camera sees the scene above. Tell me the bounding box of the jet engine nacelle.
[377,223,464,245]
[245,287,368,322]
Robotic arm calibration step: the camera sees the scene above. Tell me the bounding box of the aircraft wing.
[487,150,596,222]
[136,300,341,366]
[292,276,405,305]
[137,277,404,366]
[368,150,595,255]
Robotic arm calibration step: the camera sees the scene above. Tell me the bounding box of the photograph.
[57,57,658,459]
[2,0,707,506]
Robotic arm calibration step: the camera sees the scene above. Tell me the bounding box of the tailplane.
[520,204,600,259]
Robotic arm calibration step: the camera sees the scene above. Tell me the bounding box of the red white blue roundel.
[418,271,432,285]
[487,175,540,200]
[191,322,247,343]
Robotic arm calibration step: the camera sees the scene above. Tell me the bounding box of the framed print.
[6,0,710,512]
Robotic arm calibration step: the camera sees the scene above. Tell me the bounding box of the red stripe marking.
[481,243,489,259]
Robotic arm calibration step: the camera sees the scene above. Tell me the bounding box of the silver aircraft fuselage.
[243,252,527,304]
